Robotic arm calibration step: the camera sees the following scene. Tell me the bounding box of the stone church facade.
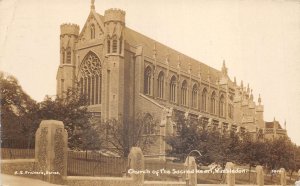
[56,2,287,157]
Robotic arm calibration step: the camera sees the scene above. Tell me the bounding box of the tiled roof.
[265,121,282,129]
[124,27,222,85]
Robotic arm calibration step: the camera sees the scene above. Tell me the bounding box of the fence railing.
[1,138,35,149]
[1,148,35,159]
[67,151,128,177]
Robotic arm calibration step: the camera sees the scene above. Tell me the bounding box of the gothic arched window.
[112,39,118,53]
[107,40,111,54]
[210,91,216,114]
[79,52,102,105]
[119,37,123,54]
[181,80,188,106]
[220,94,225,117]
[170,76,177,103]
[61,48,65,64]
[157,71,164,99]
[228,104,234,119]
[143,114,155,135]
[192,84,198,108]
[144,66,152,95]
[66,48,71,64]
[201,88,207,112]
[90,24,95,39]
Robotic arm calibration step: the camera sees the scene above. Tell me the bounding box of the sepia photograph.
[1,0,300,185]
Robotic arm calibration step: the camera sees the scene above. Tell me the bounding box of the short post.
[226,162,235,186]
[280,168,286,186]
[128,147,144,186]
[255,165,264,186]
[35,120,68,184]
[185,156,197,186]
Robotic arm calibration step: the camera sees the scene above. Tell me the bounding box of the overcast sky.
[1,0,300,144]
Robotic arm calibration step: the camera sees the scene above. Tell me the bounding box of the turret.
[60,23,79,65]
[255,94,264,129]
[57,23,79,97]
[104,8,125,56]
[101,8,126,120]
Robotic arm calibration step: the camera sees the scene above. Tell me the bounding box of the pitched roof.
[88,10,229,85]
[124,27,222,84]
[265,121,282,129]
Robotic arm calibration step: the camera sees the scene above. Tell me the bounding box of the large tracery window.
[157,71,164,99]
[144,66,152,95]
[79,52,102,105]
[181,80,188,106]
[210,91,216,114]
[170,76,177,103]
[201,88,207,112]
[192,84,198,108]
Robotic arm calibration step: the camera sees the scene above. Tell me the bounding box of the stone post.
[185,156,197,186]
[226,162,235,186]
[35,120,68,184]
[255,165,264,186]
[280,168,286,186]
[128,147,144,186]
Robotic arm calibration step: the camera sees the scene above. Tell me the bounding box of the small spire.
[177,55,181,69]
[258,94,261,105]
[241,80,244,88]
[284,120,287,130]
[221,60,228,76]
[234,77,237,85]
[188,62,192,74]
[207,69,211,82]
[91,0,95,10]
[273,117,276,122]
[153,42,157,60]
[250,89,253,100]
[247,83,250,93]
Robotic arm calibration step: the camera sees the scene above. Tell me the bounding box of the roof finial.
[284,120,287,130]
[222,59,228,76]
[258,94,261,105]
[153,42,157,60]
[250,89,253,100]
[91,0,95,10]
[247,83,250,93]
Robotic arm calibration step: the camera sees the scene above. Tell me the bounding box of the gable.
[78,12,105,43]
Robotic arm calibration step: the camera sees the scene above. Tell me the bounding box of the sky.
[1,0,300,144]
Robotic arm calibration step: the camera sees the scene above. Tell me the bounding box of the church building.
[56,1,287,157]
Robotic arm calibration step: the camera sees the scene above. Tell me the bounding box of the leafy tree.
[36,88,102,150]
[0,72,37,147]
[102,113,158,157]
[166,113,242,167]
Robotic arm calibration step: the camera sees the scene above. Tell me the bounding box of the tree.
[0,72,37,147]
[102,113,158,157]
[166,113,242,167]
[36,88,102,149]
